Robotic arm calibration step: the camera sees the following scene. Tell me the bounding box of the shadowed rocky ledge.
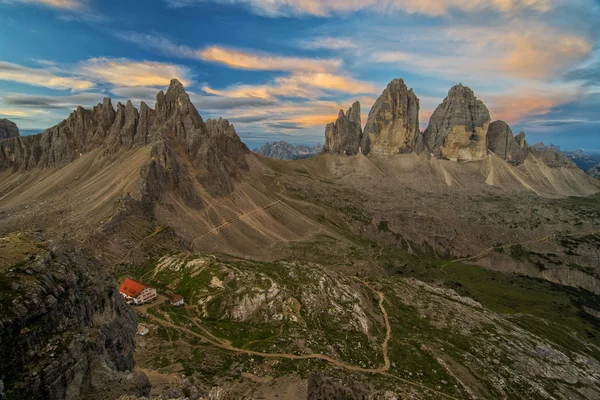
[0,233,150,400]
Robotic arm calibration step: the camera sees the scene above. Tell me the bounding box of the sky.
[1,0,600,151]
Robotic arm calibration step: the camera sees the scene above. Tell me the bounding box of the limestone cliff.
[0,119,19,140]
[486,120,526,165]
[323,102,362,155]
[0,233,150,400]
[422,84,491,161]
[361,78,420,156]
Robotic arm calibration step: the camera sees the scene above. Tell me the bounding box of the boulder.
[361,78,420,156]
[486,120,526,165]
[423,84,491,161]
[323,102,362,155]
[0,119,19,140]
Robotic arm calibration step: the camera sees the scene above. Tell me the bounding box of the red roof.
[119,278,145,298]
[170,294,184,304]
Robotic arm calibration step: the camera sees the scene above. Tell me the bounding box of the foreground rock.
[0,119,19,140]
[422,84,491,161]
[361,78,420,156]
[323,102,362,155]
[255,141,322,160]
[486,120,526,165]
[0,233,150,400]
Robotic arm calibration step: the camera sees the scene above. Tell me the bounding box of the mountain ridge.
[255,140,322,160]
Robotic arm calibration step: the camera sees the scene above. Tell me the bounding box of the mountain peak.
[0,119,20,140]
[422,84,490,160]
[323,102,362,155]
[361,77,420,156]
[167,78,185,94]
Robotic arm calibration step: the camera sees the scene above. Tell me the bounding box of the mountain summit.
[0,79,249,207]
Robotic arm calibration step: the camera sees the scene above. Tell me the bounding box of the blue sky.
[1,0,600,150]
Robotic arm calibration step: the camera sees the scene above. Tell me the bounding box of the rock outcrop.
[361,78,420,156]
[255,141,322,160]
[422,84,491,161]
[0,79,249,206]
[486,120,526,165]
[0,119,19,140]
[0,233,150,400]
[323,102,362,155]
[529,143,577,168]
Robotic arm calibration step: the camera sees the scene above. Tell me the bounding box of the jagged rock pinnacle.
[361,78,420,156]
[323,101,362,155]
[0,119,20,140]
[422,84,490,161]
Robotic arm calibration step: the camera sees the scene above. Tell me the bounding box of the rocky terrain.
[0,233,150,399]
[1,77,600,399]
[255,141,322,160]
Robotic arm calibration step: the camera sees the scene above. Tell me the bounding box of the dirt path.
[145,280,460,400]
[190,189,285,247]
[442,229,600,269]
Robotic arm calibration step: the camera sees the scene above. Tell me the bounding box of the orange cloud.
[500,32,591,80]
[191,0,553,17]
[15,0,84,10]
[483,86,582,123]
[0,61,94,90]
[377,24,592,81]
[199,46,341,72]
[279,73,376,94]
[79,58,191,87]
[0,108,47,117]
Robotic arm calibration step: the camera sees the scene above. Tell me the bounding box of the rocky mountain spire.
[323,101,362,155]
[361,78,420,156]
[0,78,249,204]
[422,84,490,161]
[486,120,526,165]
[0,119,20,140]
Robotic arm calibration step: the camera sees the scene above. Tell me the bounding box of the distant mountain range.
[254,141,322,160]
[561,148,600,175]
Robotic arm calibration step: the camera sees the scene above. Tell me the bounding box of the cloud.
[168,0,553,17]
[374,24,592,81]
[565,61,600,87]
[198,46,342,72]
[265,122,305,130]
[2,92,106,109]
[297,37,358,50]
[115,32,198,59]
[0,108,48,117]
[0,61,94,90]
[278,73,376,94]
[203,72,375,102]
[78,58,192,87]
[8,0,85,10]
[483,85,582,123]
